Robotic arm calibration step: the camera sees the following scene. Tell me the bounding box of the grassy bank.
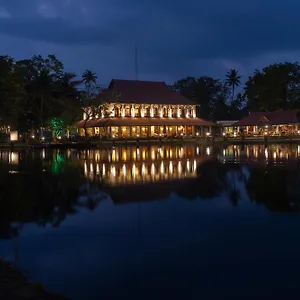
[0,260,68,300]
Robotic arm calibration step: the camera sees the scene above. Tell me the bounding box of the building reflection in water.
[219,144,300,166]
[80,145,209,186]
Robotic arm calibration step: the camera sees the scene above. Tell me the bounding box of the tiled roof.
[106,79,195,105]
[76,117,215,128]
[234,110,300,126]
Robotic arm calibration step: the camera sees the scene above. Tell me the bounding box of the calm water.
[1,144,300,299]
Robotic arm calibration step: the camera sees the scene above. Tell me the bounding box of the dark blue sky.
[0,0,299,85]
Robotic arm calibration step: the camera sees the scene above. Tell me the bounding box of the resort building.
[76,79,215,138]
[229,110,300,137]
[216,120,238,136]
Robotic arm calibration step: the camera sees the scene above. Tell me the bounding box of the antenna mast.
[135,45,138,80]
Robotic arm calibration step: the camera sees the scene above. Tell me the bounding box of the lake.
[1,144,300,299]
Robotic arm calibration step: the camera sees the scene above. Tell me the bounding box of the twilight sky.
[0,0,299,85]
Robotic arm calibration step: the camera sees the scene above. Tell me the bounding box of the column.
[141,104,144,117]
[131,105,135,117]
[192,106,196,118]
[177,106,181,118]
[168,106,172,118]
[159,105,163,118]
[121,105,125,117]
[150,105,154,117]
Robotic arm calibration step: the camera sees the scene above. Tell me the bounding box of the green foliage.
[172,76,232,120]
[49,117,65,137]
[244,62,300,111]
[0,54,84,134]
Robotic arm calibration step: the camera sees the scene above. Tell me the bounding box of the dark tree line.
[173,62,300,120]
[2,53,300,134]
[0,54,102,135]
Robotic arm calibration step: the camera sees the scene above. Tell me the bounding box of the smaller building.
[233,110,300,136]
[216,120,238,136]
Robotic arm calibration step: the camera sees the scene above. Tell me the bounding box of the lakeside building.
[76,79,215,138]
[228,110,300,136]
[216,120,238,136]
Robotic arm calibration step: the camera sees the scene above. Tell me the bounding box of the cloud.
[0,0,300,84]
[0,6,10,18]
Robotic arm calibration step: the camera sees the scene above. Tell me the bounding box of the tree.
[82,70,97,88]
[225,69,241,102]
[244,62,300,112]
[0,56,24,130]
[17,54,65,136]
[172,76,230,120]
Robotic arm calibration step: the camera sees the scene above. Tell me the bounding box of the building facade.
[233,110,300,137]
[76,79,215,138]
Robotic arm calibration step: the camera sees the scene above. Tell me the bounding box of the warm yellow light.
[142,163,146,176]
[265,149,268,159]
[10,131,18,141]
[178,161,182,174]
[122,127,126,131]
[160,161,164,174]
[142,127,145,131]
[84,161,88,176]
[187,159,190,171]
[132,164,136,177]
[151,163,155,176]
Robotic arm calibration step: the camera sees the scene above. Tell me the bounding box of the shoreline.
[0,137,300,150]
[0,259,67,299]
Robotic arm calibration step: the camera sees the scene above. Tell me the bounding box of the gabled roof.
[106,79,195,105]
[234,110,300,126]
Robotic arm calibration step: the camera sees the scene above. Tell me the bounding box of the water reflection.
[1,143,300,241]
[219,144,300,211]
[0,145,211,238]
[80,145,207,185]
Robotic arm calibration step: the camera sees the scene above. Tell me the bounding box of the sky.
[0,0,300,86]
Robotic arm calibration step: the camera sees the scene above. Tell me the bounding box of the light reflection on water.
[1,144,300,299]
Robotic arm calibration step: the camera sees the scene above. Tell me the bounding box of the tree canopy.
[1,53,300,133]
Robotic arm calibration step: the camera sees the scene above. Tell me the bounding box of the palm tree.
[82,70,97,89]
[226,69,241,102]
